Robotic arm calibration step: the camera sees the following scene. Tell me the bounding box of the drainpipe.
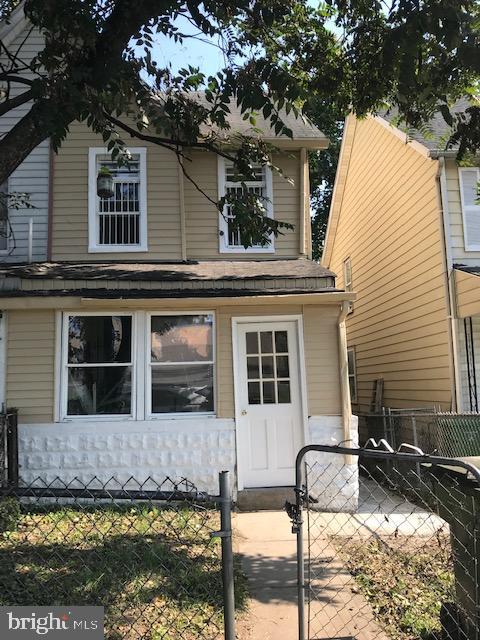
[299,148,307,257]
[338,300,353,464]
[438,156,462,411]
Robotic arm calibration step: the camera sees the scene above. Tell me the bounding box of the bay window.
[60,312,215,419]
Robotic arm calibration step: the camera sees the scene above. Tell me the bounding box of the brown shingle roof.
[0,259,335,282]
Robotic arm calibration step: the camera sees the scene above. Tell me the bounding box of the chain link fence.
[289,443,480,640]
[360,409,480,457]
[0,473,240,640]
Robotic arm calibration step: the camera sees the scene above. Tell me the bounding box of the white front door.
[235,320,304,488]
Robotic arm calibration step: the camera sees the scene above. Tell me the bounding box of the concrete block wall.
[18,418,236,494]
[306,415,359,512]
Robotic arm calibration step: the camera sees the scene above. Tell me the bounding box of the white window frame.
[58,310,216,422]
[145,311,216,419]
[217,156,275,254]
[347,346,357,404]
[60,311,137,422]
[88,147,148,253]
[459,167,480,251]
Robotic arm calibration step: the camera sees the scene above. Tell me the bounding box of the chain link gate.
[287,443,480,640]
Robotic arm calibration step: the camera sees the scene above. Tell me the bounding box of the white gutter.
[338,301,354,464]
[438,156,462,410]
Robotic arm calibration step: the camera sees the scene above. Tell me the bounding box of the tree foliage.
[0,0,479,246]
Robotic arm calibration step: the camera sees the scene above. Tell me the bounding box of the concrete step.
[236,486,296,511]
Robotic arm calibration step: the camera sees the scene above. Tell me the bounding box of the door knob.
[241,409,247,416]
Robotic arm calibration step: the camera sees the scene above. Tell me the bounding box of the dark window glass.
[248,381,261,404]
[68,316,132,364]
[277,381,291,404]
[67,367,131,415]
[246,332,258,354]
[275,331,288,353]
[260,332,273,353]
[276,355,290,378]
[263,381,275,404]
[247,356,260,379]
[262,356,274,378]
[151,364,213,413]
[151,315,213,363]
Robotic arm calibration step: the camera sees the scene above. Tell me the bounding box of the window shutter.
[459,168,480,250]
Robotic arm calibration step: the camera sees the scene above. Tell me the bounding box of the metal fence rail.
[361,409,480,457]
[289,443,480,640]
[0,472,236,640]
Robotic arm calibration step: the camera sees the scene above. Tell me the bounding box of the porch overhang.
[0,290,356,310]
[455,267,480,318]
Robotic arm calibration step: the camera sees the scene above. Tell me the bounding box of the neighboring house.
[322,99,480,416]
[0,13,357,497]
[0,5,49,262]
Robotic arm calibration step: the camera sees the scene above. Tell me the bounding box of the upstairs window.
[218,157,274,253]
[459,167,480,251]
[88,148,147,252]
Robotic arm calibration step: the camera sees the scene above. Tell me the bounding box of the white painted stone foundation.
[18,418,236,495]
[17,414,359,508]
[306,415,359,512]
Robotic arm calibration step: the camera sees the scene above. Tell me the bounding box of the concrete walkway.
[234,510,388,640]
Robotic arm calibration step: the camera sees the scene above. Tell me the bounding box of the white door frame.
[231,314,309,491]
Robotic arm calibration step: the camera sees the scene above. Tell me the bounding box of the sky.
[146,1,331,78]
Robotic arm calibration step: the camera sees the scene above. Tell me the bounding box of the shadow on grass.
[0,506,247,639]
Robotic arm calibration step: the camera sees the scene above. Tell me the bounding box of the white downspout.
[338,300,353,464]
[438,157,462,410]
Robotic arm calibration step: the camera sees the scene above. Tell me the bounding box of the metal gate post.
[294,455,306,640]
[219,471,235,640]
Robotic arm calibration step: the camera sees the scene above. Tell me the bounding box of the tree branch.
[0,88,34,117]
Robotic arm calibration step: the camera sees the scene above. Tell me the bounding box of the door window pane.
[68,316,132,363]
[263,381,276,404]
[275,331,288,353]
[276,355,290,378]
[67,366,131,415]
[248,381,261,404]
[151,315,213,362]
[260,331,273,353]
[244,327,292,406]
[262,356,274,378]
[246,332,258,354]
[247,356,260,379]
[277,381,291,404]
[151,363,214,413]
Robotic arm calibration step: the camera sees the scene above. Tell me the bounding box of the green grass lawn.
[0,502,247,640]
[333,534,455,640]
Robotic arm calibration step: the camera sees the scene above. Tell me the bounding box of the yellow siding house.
[0,11,357,501]
[323,100,480,417]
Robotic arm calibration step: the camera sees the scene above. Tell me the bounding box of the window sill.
[88,244,148,253]
[219,245,275,254]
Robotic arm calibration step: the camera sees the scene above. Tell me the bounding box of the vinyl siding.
[6,310,55,422]
[0,26,49,261]
[52,124,301,260]
[6,302,341,423]
[51,121,183,260]
[325,115,451,412]
[445,158,480,266]
[185,151,300,259]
